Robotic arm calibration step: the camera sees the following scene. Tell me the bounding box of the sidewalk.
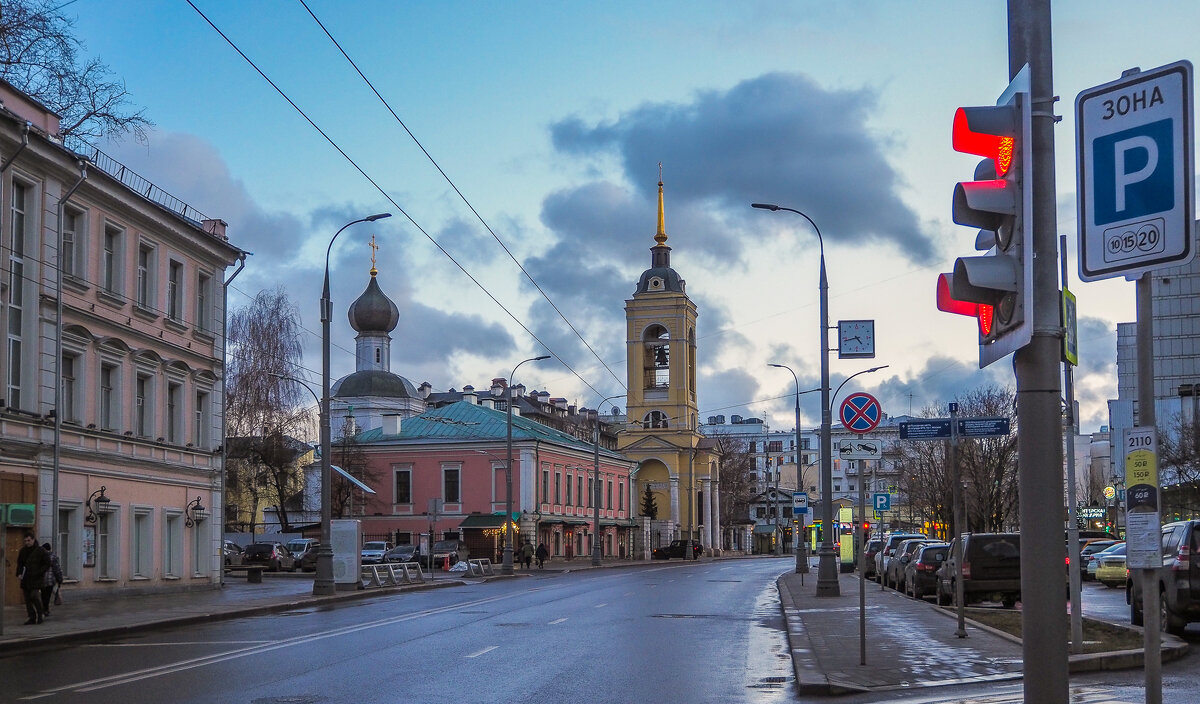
[778,568,1026,694]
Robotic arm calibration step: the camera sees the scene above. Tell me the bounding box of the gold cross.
[658,161,663,182]
[369,234,379,267]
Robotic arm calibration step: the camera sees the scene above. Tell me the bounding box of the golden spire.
[655,162,667,245]
[368,234,379,277]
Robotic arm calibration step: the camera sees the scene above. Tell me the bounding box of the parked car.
[936,533,1021,608]
[361,541,393,565]
[287,539,320,572]
[905,543,950,600]
[223,540,243,567]
[432,539,470,567]
[886,539,928,591]
[875,533,926,583]
[384,544,423,565]
[652,539,703,560]
[862,539,884,580]
[1094,544,1128,587]
[1078,539,1119,580]
[1128,519,1200,635]
[1088,542,1124,581]
[242,542,297,572]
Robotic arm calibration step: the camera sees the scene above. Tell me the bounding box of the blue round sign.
[839,392,882,433]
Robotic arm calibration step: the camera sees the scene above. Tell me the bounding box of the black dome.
[348,275,399,333]
[636,266,685,294]
[331,370,418,399]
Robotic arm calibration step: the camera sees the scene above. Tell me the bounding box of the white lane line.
[465,646,498,659]
[28,591,523,696]
[594,602,608,609]
[548,617,568,625]
[84,640,274,647]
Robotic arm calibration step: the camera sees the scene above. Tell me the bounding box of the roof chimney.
[382,414,402,436]
[202,218,228,240]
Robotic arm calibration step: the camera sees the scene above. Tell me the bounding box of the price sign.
[1124,426,1161,569]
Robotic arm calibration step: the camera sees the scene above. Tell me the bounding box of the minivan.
[287,538,319,572]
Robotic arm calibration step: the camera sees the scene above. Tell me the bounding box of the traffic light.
[943,66,1033,368]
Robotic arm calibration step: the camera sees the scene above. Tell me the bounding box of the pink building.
[0,79,242,606]
[352,400,639,562]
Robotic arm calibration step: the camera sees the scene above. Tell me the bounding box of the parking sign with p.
[1077,61,1194,281]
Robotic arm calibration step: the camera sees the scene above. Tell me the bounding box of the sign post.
[793,492,809,575]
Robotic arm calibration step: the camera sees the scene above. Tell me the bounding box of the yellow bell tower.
[620,173,719,554]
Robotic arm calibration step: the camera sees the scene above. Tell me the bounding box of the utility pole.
[1009,1,1068,701]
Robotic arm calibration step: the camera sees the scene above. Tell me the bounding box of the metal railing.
[64,136,209,225]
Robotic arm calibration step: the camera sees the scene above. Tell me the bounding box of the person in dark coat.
[535,543,548,569]
[40,543,63,617]
[520,540,534,570]
[16,533,49,625]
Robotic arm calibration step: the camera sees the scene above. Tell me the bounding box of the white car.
[360,541,393,565]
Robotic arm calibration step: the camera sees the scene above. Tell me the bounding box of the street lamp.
[505,355,551,575]
[591,394,627,566]
[318,212,391,595]
[752,201,840,596]
[769,363,808,572]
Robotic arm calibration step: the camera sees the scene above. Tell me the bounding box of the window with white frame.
[57,504,80,581]
[541,467,549,503]
[607,479,613,509]
[62,206,85,278]
[166,381,182,443]
[7,179,30,409]
[136,243,155,309]
[194,389,210,447]
[554,471,561,504]
[191,515,207,576]
[96,510,118,580]
[135,373,153,437]
[131,507,153,578]
[577,476,583,507]
[195,271,212,332]
[102,225,124,295]
[393,466,412,504]
[99,362,118,430]
[442,465,461,503]
[565,471,572,505]
[167,260,183,321]
[164,511,183,577]
[61,352,78,423]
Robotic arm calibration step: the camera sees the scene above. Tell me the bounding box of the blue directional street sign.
[899,419,952,440]
[1077,60,1194,281]
[873,493,891,512]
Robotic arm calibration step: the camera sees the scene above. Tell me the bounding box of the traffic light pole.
[1009,2,1068,703]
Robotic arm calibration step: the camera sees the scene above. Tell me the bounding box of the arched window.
[642,411,669,429]
[687,327,696,400]
[642,324,670,390]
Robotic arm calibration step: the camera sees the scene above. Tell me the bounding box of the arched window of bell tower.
[642,410,669,429]
[643,324,670,390]
[687,327,696,400]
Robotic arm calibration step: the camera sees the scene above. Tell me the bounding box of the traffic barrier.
[361,562,429,588]
[468,558,495,577]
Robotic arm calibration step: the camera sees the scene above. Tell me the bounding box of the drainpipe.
[0,122,31,174]
[51,158,88,551]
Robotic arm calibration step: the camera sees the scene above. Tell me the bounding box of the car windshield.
[363,542,387,551]
[390,545,415,553]
[1098,543,1126,556]
[286,542,308,553]
[245,544,273,555]
[1081,542,1115,555]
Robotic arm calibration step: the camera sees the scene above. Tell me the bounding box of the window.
[374,349,381,364]
[195,271,212,331]
[577,476,584,507]
[642,324,670,389]
[7,180,28,409]
[62,207,81,277]
[768,440,783,453]
[642,411,668,429]
[166,382,182,443]
[618,481,625,511]
[588,478,594,507]
[191,514,207,576]
[541,468,549,503]
[61,353,79,423]
[756,507,766,519]
[99,363,118,430]
[167,260,183,321]
[164,512,183,577]
[554,471,561,504]
[135,374,152,437]
[132,507,153,577]
[443,466,460,503]
[136,243,155,308]
[393,467,412,504]
[57,504,80,581]
[102,225,122,294]
[606,479,613,510]
[565,472,572,505]
[96,511,118,580]
[194,390,210,447]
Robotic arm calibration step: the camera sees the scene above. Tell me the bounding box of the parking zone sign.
[1076,61,1194,281]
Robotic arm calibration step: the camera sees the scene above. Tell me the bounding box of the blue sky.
[63,1,1199,433]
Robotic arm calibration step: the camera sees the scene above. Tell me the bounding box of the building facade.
[0,80,242,605]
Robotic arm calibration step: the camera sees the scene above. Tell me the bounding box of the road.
[1,559,797,704]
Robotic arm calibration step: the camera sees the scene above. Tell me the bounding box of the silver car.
[360,541,393,565]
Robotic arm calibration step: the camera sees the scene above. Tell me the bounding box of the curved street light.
[504,355,551,575]
[317,213,391,595]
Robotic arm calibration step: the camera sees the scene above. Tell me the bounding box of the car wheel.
[1130,595,1144,626]
[1162,590,1187,636]
[1002,596,1017,609]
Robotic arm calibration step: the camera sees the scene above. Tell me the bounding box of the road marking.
[548,617,568,624]
[20,591,524,698]
[465,646,498,658]
[83,640,274,647]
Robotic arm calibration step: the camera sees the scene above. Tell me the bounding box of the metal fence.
[64,136,209,225]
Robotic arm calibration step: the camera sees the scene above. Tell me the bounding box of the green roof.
[354,401,628,461]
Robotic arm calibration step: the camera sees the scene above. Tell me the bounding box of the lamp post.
[591,394,627,566]
[318,212,391,595]
[769,363,807,572]
[752,202,839,596]
[505,355,551,575]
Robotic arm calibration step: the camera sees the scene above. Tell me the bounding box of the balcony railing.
[65,137,209,226]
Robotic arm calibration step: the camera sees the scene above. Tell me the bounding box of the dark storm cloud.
[551,72,935,263]
[871,356,1012,419]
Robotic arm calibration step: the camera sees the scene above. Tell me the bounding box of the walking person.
[41,543,63,618]
[521,540,534,570]
[535,542,548,569]
[15,533,49,625]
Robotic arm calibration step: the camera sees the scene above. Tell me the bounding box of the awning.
[753,524,779,534]
[331,464,375,494]
[458,513,514,529]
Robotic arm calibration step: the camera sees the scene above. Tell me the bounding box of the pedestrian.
[521,540,534,570]
[41,542,63,618]
[15,532,49,625]
[535,542,548,569]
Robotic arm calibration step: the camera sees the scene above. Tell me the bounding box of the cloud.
[551,72,934,263]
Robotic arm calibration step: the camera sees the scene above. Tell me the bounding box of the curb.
[0,578,469,657]
[775,575,869,695]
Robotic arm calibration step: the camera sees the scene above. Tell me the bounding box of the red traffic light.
[937,273,994,336]
[953,107,1015,176]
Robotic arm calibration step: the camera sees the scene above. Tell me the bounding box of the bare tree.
[1159,411,1200,486]
[0,0,152,142]
[713,435,755,529]
[330,420,378,519]
[225,288,312,533]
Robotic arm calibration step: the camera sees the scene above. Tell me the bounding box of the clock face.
[838,320,875,359]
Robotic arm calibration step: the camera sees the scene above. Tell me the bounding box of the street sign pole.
[857,434,867,666]
[950,402,967,638]
[1062,234,1084,655]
